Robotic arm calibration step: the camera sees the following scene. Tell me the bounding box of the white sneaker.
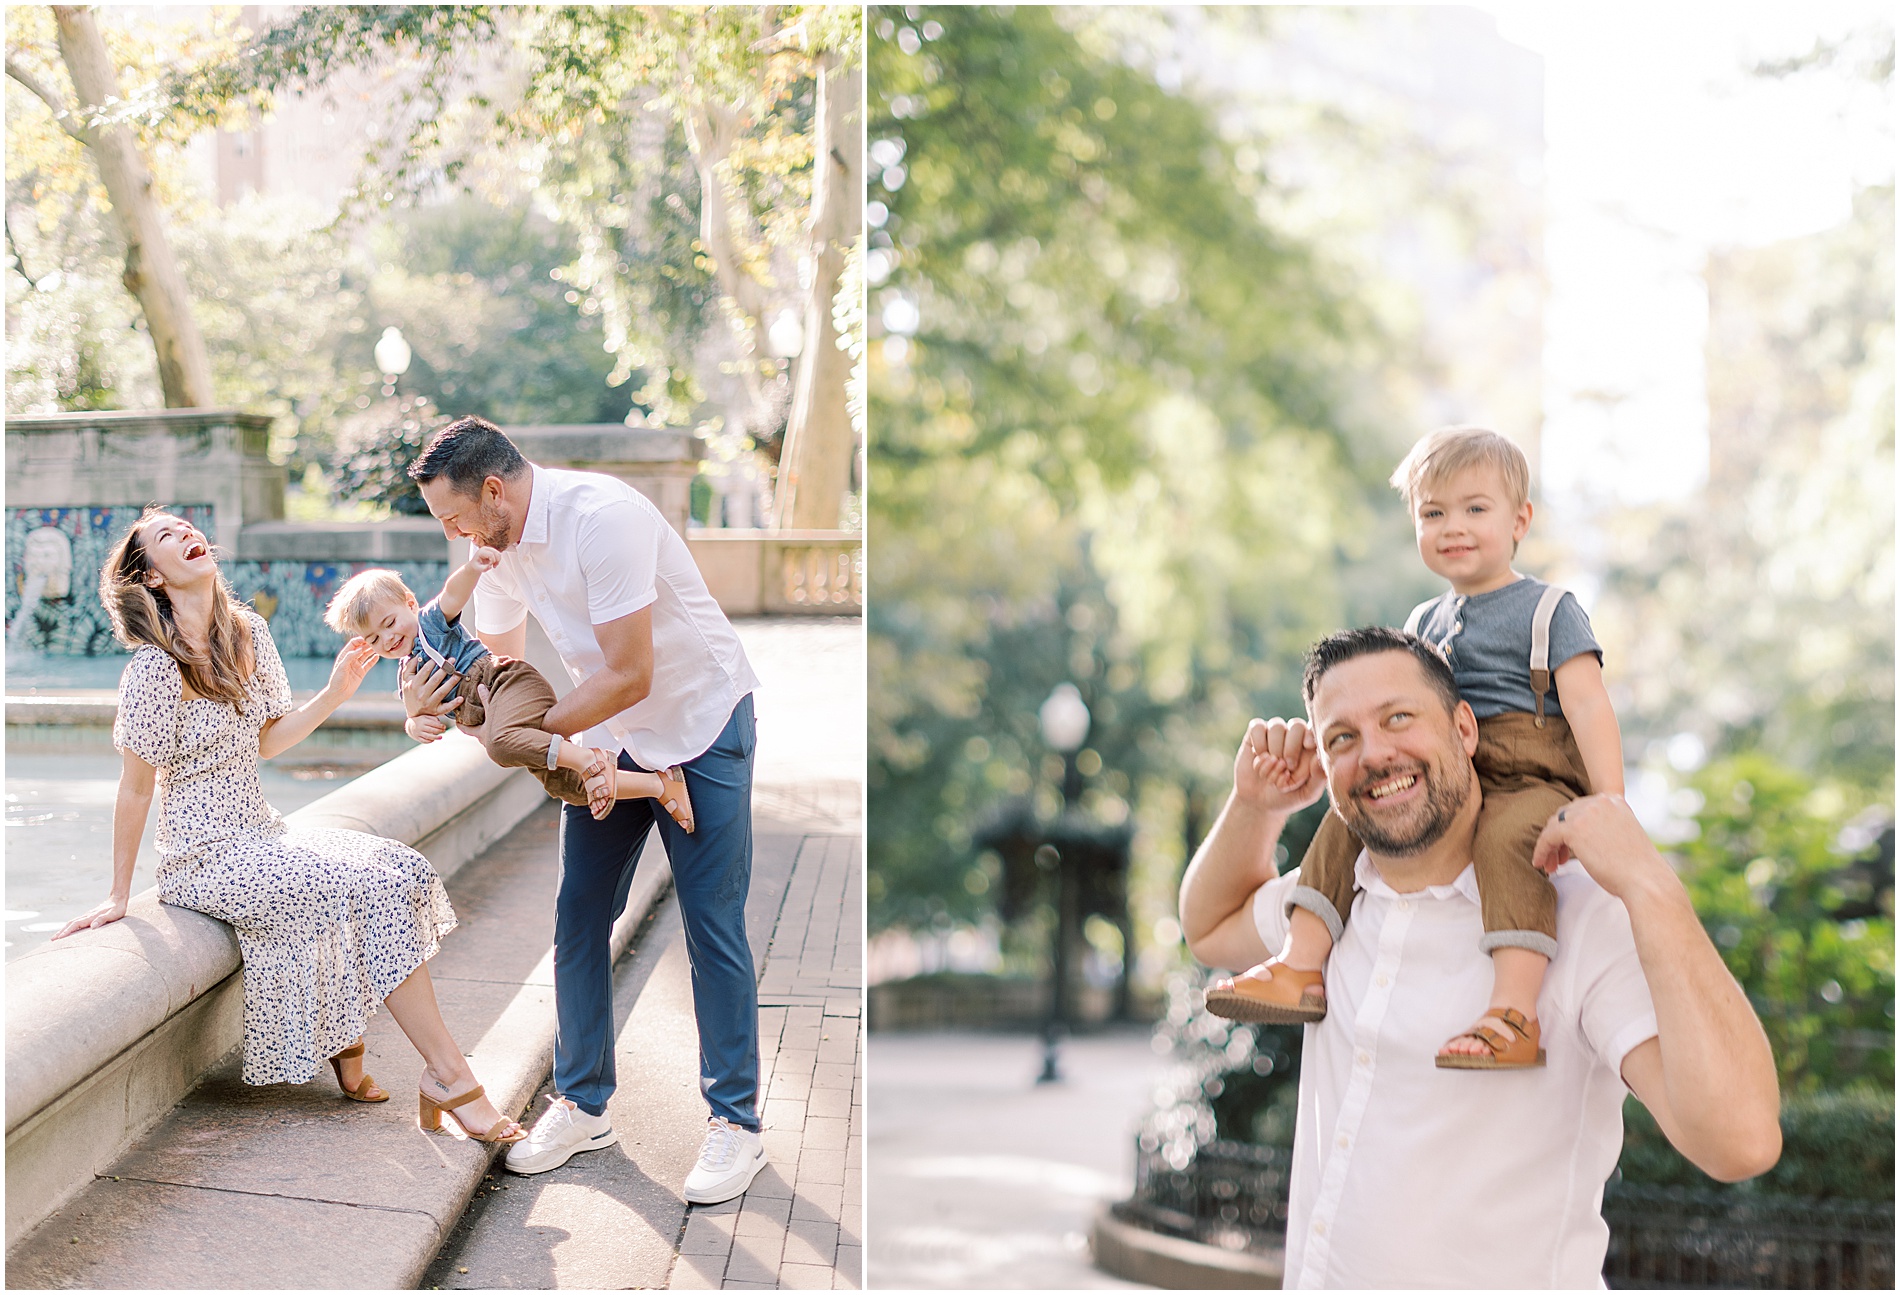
[504,1096,617,1175]
[682,1116,766,1204]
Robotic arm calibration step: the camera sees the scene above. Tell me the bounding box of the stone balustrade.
[3,734,545,1246]
[688,530,864,616]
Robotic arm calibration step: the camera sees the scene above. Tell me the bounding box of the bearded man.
[1179,626,1781,1289]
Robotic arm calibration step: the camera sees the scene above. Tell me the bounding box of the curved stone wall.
[3,732,545,1245]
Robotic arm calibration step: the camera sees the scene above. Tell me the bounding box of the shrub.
[1618,1087,1894,1201]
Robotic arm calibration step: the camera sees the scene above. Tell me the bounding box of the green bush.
[1618,1087,1894,1201]
[1675,752,1894,1093]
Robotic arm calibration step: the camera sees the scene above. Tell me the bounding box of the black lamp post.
[1036,682,1090,1084]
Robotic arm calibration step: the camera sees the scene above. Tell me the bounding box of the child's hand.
[405,714,451,744]
[1234,717,1326,815]
[471,546,503,572]
[327,637,379,699]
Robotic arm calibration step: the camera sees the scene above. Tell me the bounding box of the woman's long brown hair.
[101,509,256,705]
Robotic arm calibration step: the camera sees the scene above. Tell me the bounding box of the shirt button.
[1356,1051,1371,1066]
[1314,1222,1327,1236]
[1376,974,1389,987]
[1398,899,1412,911]
[1337,1134,1350,1149]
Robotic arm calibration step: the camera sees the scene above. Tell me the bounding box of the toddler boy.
[323,548,694,830]
[1205,426,1625,1068]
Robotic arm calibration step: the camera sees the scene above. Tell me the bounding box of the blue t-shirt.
[408,597,491,682]
[1411,576,1601,720]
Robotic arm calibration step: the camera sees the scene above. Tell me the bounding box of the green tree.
[1674,752,1893,1093]
[161,4,863,522]
[1598,185,1895,792]
[866,7,1412,933]
[6,5,214,405]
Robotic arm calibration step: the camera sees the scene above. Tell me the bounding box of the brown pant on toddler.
[1292,711,1593,956]
[456,655,592,809]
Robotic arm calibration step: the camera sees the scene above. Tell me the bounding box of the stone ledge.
[1089,1205,1286,1289]
[3,732,544,1246]
[234,518,451,562]
[6,692,409,730]
[4,813,672,1289]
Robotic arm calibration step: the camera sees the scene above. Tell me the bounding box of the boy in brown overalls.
[323,551,695,830]
[1205,427,1626,1068]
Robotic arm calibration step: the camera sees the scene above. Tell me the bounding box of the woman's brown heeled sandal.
[328,1042,388,1103]
[659,766,695,833]
[419,1082,526,1143]
[1435,1006,1546,1070]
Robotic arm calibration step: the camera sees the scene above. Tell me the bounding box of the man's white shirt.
[1250,852,1659,1289]
[470,464,760,769]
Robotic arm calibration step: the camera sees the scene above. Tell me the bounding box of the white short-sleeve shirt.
[470,464,760,769]
[1250,852,1659,1289]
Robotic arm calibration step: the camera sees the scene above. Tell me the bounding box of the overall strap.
[1528,584,1568,727]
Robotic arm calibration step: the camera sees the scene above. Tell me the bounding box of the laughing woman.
[55,510,522,1145]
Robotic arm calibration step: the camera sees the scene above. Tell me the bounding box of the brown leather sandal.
[1435,1006,1545,1070]
[419,1082,526,1144]
[328,1041,388,1103]
[658,766,695,834]
[1203,959,1328,1024]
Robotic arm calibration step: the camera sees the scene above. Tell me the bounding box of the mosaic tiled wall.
[5,506,447,658]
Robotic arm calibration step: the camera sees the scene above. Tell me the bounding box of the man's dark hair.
[407,415,528,499]
[1302,625,1461,716]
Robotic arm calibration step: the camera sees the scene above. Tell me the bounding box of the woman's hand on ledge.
[52,894,129,940]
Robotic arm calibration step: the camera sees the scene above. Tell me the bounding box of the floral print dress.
[114,611,457,1085]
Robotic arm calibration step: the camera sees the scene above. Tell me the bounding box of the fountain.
[7,527,73,659]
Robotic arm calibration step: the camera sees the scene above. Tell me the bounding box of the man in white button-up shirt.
[1181,627,1781,1288]
[402,417,769,1205]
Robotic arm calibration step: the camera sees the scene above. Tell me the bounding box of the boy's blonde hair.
[1389,426,1531,512]
[323,568,414,634]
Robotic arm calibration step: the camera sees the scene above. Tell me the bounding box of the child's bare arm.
[437,547,503,621]
[1555,654,1624,796]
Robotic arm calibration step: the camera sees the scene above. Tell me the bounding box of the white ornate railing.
[688,530,863,616]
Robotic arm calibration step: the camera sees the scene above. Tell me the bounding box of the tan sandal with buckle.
[1203,959,1328,1024]
[419,1082,526,1143]
[1435,1006,1545,1070]
[328,1041,388,1103]
[658,765,695,833]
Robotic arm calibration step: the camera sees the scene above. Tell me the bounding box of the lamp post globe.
[374,326,412,382]
[1039,682,1090,754]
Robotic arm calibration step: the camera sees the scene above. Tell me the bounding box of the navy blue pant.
[551,694,759,1129]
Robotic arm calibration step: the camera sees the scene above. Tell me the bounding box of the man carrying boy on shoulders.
[1180,628,1781,1288]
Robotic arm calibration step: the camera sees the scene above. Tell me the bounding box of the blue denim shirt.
[407,596,491,683]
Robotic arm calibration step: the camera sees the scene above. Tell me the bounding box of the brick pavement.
[670,831,863,1290]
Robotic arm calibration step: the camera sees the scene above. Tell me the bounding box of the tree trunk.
[774,48,861,531]
[682,93,775,436]
[51,5,215,408]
